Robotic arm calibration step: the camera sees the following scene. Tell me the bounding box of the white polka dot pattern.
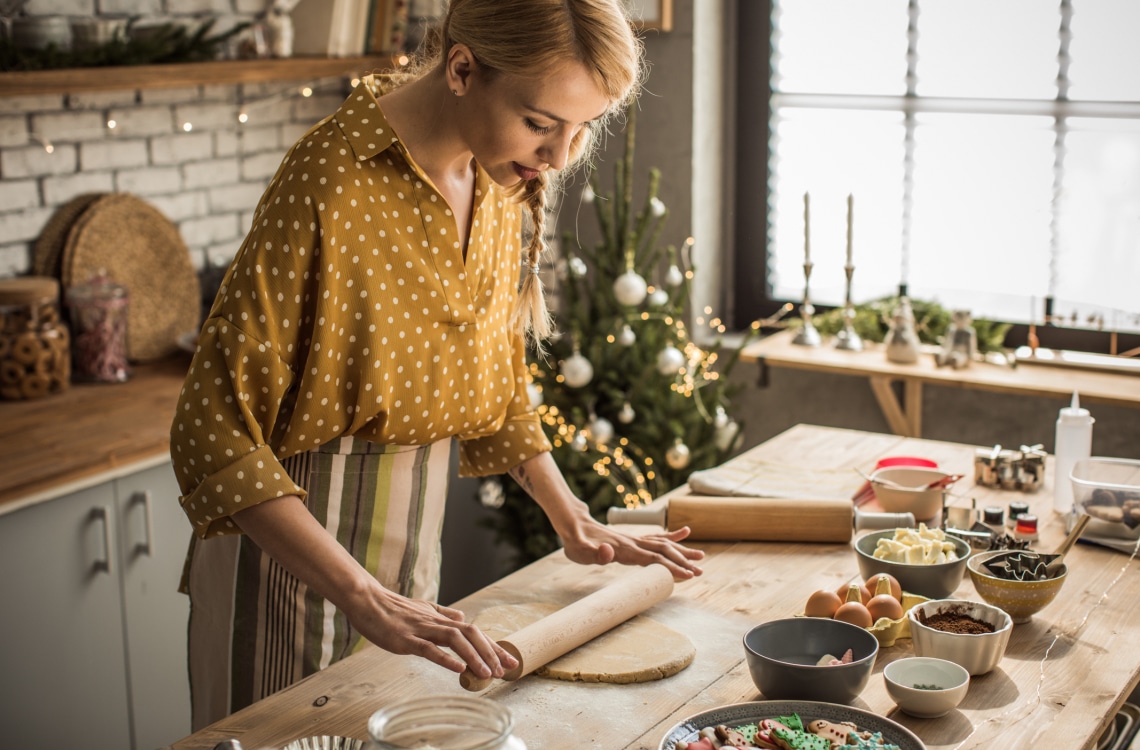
[171,80,551,539]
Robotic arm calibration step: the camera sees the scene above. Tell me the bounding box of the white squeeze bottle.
[1053,391,1094,513]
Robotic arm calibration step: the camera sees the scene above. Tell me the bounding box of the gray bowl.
[743,617,879,704]
[855,529,971,599]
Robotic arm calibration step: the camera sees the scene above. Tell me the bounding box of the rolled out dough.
[472,603,695,684]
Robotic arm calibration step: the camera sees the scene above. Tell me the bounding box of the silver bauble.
[613,270,648,307]
[569,256,588,277]
[617,401,636,424]
[617,324,636,347]
[587,415,614,444]
[713,405,729,429]
[478,478,505,509]
[664,264,684,288]
[665,440,691,469]
[715,419,742,453]
[648,288,669,308]
[526,382,543,409]
[570,432,589,452]
[656,345,685,376]
[561,352,594,388]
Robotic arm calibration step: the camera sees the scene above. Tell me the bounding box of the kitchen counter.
[0,354,189,513]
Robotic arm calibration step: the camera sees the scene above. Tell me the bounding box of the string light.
[182,122,193,132]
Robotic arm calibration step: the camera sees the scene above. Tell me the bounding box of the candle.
[803,192,811,263]
[846,193,854,267]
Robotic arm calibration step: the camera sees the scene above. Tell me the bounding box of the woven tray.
[62,193,200,362]
[33,192,107,278]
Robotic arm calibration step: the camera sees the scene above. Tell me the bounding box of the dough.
[472,603,695,684]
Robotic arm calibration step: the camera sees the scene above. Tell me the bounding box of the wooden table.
[170,425,1140,750]
[740,330,1140,438]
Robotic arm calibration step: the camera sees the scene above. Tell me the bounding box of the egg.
[804,589,842,618]
[833,601,874,629]
[866,593,904,622]
[837,581,871,605]
[865,573,903,601]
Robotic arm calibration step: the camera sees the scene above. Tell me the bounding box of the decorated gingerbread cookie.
[772,726,832,750]
[807,719,861,746]
[837,731,901,750]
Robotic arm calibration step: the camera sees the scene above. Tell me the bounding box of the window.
[733,0,1140,346]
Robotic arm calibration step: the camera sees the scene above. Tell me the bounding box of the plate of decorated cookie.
[658,700,926,749]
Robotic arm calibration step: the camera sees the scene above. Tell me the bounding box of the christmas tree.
[478,105,763,566]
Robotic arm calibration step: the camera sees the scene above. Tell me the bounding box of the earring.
[451,89,459,96]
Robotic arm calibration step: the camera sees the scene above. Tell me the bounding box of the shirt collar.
[334,74,402,163]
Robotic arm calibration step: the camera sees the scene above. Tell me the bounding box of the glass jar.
[66,273,130,383]
[0,276,70,400]
[367,695,526,750]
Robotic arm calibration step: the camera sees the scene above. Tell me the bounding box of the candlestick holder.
[835,263,862,351]
[792,261,821,347]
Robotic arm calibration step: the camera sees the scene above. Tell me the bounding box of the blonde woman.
[171,0,704,729]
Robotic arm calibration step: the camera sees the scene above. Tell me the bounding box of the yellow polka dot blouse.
[171,79,552,539]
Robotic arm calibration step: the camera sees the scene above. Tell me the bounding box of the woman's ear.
[445,43,477,96]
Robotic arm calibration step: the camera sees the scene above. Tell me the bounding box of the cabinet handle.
[91,506,112,574]
[134,490,155,557]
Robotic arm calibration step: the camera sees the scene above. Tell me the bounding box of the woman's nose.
[540,129,576,171]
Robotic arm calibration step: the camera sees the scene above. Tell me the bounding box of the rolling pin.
[459,563,674,691]
[606,495,914,543]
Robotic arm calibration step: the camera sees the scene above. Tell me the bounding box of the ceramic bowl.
[907,599,1012,676]
[967,549,1068,623]
[744,617,879,704]
[871,466,950,521]
[883,656,971,718]
[854,529,971,599]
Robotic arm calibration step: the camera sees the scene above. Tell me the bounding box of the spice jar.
[66,273,130,383]
[367,695,526,750]
[0,276,70,400]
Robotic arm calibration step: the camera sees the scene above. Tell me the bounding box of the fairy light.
[237,112,249,123]
[300,86,313,97]
[182,122,193,132]
[106,119,116,129]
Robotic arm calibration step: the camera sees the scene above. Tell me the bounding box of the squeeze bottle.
[1053,391,1094,513]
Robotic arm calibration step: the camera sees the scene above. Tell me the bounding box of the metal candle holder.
[791,261,821,347]
[834,262,862,351]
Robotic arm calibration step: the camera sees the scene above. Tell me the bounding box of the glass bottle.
[0,276,70,400]
[66,272,131,383]
[367,695,526,750]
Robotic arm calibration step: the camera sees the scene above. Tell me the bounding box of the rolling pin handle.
[606,501,668,527]
[855,508,915,531]
[459,668,494,692]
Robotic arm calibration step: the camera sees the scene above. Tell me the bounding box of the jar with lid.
[66,273,131,383]
[367,695,526,750]
[0,276,70,400]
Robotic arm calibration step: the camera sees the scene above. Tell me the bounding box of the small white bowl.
[908,599,1012,676]
[884,657,970,718]
[871,467,950,521]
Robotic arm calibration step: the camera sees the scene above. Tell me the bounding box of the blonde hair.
[399,0,644,349]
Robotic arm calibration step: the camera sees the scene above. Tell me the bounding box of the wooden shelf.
[0,55,397,97]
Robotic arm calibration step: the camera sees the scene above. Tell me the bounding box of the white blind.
[768,0,1140,332]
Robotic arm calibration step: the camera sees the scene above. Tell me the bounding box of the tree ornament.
[666,439,691,469]
[478,478,505,509]
[648,288,669,308]
[561,350,594,388]
[618,400,636,424]
[570,431,589,452]
[715,418,742,453]
[613,270,648,307]
[665,264,684,288]
[656,345,685,376]
[569,256,588,278]
[587,415,614,444]
[650,196,666,217]
[582,182,596,204]
[526,382,543,409]
[617,324,636,347]
[713,405,729,429]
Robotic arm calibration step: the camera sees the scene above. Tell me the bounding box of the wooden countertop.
[0,355,189,512]
[171,425,1140,750]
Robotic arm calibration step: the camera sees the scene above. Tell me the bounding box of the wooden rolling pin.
[459,563,674,691]
[606,495,914,543]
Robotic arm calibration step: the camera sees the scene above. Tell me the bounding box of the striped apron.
[185,436,451,731]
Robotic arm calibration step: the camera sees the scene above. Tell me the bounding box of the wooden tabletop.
[171,424,1140,750]
[0,355,189,513]
[740,330,1140,409]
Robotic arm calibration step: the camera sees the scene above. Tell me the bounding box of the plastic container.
[66,273,130,383]
[0,276,70,400]
[1054,391,1094,513]
[367,695,526,750]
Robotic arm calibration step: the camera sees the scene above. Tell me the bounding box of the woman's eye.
[525,119,553,135]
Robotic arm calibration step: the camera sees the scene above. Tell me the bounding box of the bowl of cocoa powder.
[907,599,1012,675]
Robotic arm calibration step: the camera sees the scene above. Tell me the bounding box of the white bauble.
[526,382,543,409]
[570,431,589,452]
[478,478,505,509]
[582,182,596,204]
[664,264,684,288]
[713,405,729,429]
[650,196,666,217]
[569,256,588,277]
[613,270,648,307]
[587,416,614,444]
[617,401,636,424]
[561,352,594,388]
[648,288,669,308]
[656,345,685,376]
[715,419,742,453]
[665,440,691,469]
[617,324,636,347]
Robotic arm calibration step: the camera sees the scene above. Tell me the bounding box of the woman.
[171,0,704,729]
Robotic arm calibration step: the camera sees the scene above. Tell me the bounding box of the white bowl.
[883,657,970,718]
[871,467,950,521]
[907,599,1012,676]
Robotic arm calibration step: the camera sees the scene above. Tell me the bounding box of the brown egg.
[804,589,842,618]
[866,593,904,622]
[865,573,903,602]
[833,601,873,629]
[837,581,871,604]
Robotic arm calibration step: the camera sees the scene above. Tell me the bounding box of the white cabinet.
[0,460,192,750]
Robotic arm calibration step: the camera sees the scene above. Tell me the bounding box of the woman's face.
[461,59,611,187]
